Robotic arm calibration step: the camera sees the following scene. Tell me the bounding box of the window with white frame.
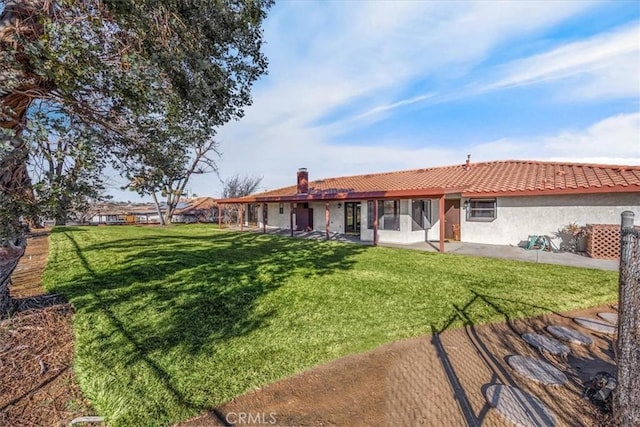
[466,199,497,221]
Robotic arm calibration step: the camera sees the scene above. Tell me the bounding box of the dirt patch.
[1,233,93,426]
[182,304,617,427]
[10,233,50,299]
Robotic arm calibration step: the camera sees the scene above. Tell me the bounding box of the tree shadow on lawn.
[50,229,366,417]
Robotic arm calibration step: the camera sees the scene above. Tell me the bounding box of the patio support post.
[218,204,222,228]
[262,203,267,234]
[290,203,294,237]
[373,200,379,246]
[439,195,445,253]
[325,201,330,240]
[240,204,244,231]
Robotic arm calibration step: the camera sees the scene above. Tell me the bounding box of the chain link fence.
[614,211,640,425]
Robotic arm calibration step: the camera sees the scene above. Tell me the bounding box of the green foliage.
[2,0,273,137]
[0,131,34,239]
[1,0,273,238]
[116,123,220,224]
[44,226,617,426]
[25,103,108,224]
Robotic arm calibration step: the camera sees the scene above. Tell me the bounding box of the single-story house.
[90,197,219,224]
[89,202,158,224]
[217,159,640,251]
[173,197,219,223]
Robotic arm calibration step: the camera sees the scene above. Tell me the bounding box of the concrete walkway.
[380,241,619,271]
[230,226,619,271]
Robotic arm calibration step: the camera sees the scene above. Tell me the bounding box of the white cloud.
[107,2,640,199]
[199,112,640,197]
[471,112,640,164]
[485,22,640,100]
[245,1,601,131]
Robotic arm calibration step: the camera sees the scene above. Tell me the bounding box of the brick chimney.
[297,168,309,194]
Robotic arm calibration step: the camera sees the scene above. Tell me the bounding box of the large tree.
[0,0,272,315]
[221,173,262,224]
[26,104,107,225]
[118,121,220,225]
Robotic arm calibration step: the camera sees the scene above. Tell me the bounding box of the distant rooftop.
[96,197,217,215]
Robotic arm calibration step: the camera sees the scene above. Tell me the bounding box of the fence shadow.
[428,291,615,426]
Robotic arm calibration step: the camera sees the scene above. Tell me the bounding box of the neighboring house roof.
[94,202,159,216]
[220,160,640,203]
[95,197,218,216]
[174,197,218,215]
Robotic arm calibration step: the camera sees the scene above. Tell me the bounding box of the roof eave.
[462,185,640,198]
[217,187,458,204]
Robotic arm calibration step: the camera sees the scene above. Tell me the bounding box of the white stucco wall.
[254,193,638,247]
[257,202,344,231]
[308,202,345,233]
[258,203,293,229]
[461,192,640,245]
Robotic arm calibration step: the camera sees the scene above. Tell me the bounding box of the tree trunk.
[164,191,182,225]
[1,1,50,314]
[615,211,640,425]
[151,192,165,225]
[0,235,26,316]
[0,138,32,315]
[0,100,33,316]
[54,197,69,226]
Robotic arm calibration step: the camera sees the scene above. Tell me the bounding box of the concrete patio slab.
[379,240,619,271]
[235,226,619,271]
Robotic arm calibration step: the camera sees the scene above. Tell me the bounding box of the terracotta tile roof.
[95,202,158,215]
[175,197,218,214]
[95,197,218,215]
[222,160,640,203]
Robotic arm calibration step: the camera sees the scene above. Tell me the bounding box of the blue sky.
[111,0,640,200]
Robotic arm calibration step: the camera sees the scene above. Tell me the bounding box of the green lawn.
[44,225,617,426]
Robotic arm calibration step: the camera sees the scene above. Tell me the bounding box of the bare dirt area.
[9,233,50,299]
[1,233,93,427]
[183,304,616,427]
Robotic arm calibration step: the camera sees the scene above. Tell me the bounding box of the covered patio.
[218,167,455,252]
[217,194,452,252]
